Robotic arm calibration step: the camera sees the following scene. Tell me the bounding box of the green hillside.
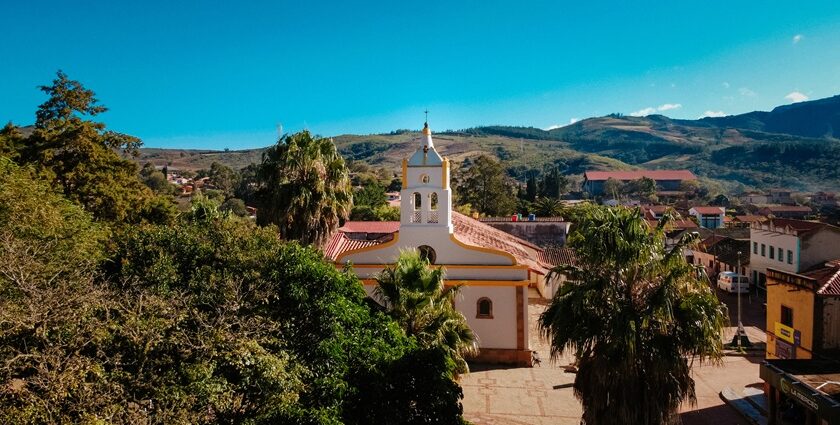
[135,95,840,192]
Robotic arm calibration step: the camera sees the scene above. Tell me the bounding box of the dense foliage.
[539,206,727,425]
[256,131,352,248]
[0,73,469,424]
[453,155,517,216]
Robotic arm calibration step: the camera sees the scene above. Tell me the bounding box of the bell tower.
[400,121,452,233]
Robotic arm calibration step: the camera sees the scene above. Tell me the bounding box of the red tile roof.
[761,205,813,213]
[537,247,577,267]
[325,213,550,274]
[734,215,766,223]
[339,221,400,233]
[758,218,828,235]
[479,216,568,222]
[690,206,725,215]
[801,261,840,296]
[323,234,387,261]
[584,170,696,181]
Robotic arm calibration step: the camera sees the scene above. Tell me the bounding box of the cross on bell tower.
[400,120,453,232]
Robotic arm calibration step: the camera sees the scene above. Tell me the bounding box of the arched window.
[418,245,436,264]
[429,192,439,211]
[413,192,422,211]
[476,298,493,319]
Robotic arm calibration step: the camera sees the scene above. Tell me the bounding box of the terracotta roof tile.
[804,261,840,296]
[537,247,577,267]
[339,221,400,233]
[690,206,725,215]
[584,170,696,181]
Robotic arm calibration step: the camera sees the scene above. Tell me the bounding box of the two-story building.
[765,260,840,361]
[750,219,840,290]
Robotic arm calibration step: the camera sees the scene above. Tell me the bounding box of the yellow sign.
[775,322,795,344]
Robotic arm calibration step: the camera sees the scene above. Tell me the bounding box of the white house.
[325,122,563,366]
[689,206,725,229]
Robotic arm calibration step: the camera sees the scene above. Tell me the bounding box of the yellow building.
[765,260,840,360]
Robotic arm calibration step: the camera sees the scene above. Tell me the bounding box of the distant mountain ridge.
[132,95,840,192]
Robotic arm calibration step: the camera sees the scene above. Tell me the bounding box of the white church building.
[325,122,567,366]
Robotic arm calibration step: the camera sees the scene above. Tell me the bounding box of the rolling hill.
[135,95,840,192]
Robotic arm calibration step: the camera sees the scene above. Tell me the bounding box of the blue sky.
[2,1,840,149]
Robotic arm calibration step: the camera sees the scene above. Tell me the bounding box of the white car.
[717,272,750,293]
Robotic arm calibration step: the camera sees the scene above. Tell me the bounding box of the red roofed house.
[688,206,726,229]
[582,170,697,196]
[757,205,814,220]
[325,123,563,366]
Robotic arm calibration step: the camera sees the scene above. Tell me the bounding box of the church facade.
[325,122,560,366]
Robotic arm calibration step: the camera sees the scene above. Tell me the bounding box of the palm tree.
[533,196,563,216]
[256,131,352,248]
[373,250,477,374]
[539,206,727,425]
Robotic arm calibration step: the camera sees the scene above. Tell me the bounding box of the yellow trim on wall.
[335,232,400,263]
[401,158,408,189]
[442,158,449,189]
[448,233,517,265]
[359,278,529,287]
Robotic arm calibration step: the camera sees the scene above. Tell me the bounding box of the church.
[325,122,562,366]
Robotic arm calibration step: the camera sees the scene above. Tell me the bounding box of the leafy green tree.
[525,173,538,201]
[624,176,658,202]
[140,162,172,194]
[0,123,24,160]
[354,181,387,208]
[539,167,570,199]
[602,177,623,199]
[256,131,352,248]
[350,205,400,221]
[220,197,249,217]
[207,161,239,197]
[234,163,260,206]
[373,250,477,374]
[454,155,516,216]
[17,71,172,223]
[539,206,727,425]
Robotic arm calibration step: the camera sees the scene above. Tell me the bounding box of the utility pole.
[737,251,743,351]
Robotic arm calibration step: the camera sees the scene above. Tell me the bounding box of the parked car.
[717,271,750,293]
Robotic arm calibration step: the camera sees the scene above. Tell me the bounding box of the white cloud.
[722,82,730,89]
[699,110,726,118]
[544,118,581,131]
[739,87,757,97]
[629,107,657,117]
[793,34,803,44]
[785,91,809,103]
[657,103,682,111]
[629,103,682,117]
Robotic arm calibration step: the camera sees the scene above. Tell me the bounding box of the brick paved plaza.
[461,289,768,425]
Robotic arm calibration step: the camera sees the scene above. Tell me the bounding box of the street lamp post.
[737,251,743,351]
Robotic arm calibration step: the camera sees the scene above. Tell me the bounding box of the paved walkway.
[461,293,766,424]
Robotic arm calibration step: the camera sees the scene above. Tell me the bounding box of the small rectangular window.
[778,247,784,262]
[781,305,793,327]
[769,246,774,259]
[753,242,758,254]
[761,244,766,256]
[787,250,793,264]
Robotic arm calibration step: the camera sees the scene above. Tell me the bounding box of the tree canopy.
[256,131,352,248]
[454,155,517,216]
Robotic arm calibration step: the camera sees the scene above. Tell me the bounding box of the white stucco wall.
[750,228,800,278]
[456,286,523,350]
